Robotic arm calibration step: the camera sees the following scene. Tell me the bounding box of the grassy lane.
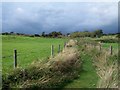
[64,49,98,88]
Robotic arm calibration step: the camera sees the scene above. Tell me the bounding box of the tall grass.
[93,50,118,88]
[2,39,82,89]
[77,38,118,88]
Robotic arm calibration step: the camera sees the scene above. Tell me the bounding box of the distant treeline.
[1,31,64,38]
[1,30,120,38]
[70,30,103,38]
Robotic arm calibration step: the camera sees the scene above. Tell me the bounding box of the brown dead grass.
[65,39,77,47]
[93,49,118,88]
[80,41,118,88]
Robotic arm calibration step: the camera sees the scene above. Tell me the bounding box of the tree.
[93,29,103,38]
[67,33,70,37]
[34,34,40,37]
[2,32,10,35]
[116,34,120,38]
[48,31,62,38]
[42,32,45,37]
[10,32,14,35]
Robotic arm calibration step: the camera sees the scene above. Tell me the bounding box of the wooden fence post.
[84,44,86,48]
[58,44,61,53]
[92,44,94,48]
[64,42,66,48]
[14,49,17,68]
[51,45,54,57]
[110,45,113,55]
[99,44,101,51]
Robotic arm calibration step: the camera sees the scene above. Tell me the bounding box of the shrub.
[95,38,118,43]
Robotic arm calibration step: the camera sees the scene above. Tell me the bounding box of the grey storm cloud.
[2,2,118,34]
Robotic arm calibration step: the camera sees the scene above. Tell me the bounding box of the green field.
[102,43,118,49]
[2,35,118,88]
[2,35,67,74]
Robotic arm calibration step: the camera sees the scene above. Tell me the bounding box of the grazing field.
[102,43,118,49]
[2,35,118,88]
[2,38,82,88]
[2,35,67,74]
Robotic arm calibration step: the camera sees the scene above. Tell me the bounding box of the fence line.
[11,44,64,68]
[109,45,113,55]
[64,42,66,48]
[3,42,114,68]
[99,44,102,51]
[85,43,114,56]
[58,44,61,53]
[51,45,54,58]
[14,49,17,68]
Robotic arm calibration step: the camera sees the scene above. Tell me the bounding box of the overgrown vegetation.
[2,40,82,89]
[92,49,118,88]
[94,38,119,43]
[76,39,118,88]
[65,46,99,88]
[70,30,103,38]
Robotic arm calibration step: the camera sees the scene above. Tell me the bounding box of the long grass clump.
[77,38,118,88]
[93,50,118,88]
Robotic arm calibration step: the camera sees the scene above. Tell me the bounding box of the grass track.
[65,41,118,88]
[64,49,98,88]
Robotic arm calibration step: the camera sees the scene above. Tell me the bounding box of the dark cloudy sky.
[2,2,118,34]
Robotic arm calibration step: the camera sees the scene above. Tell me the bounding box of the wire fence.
[2,42,67,70]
